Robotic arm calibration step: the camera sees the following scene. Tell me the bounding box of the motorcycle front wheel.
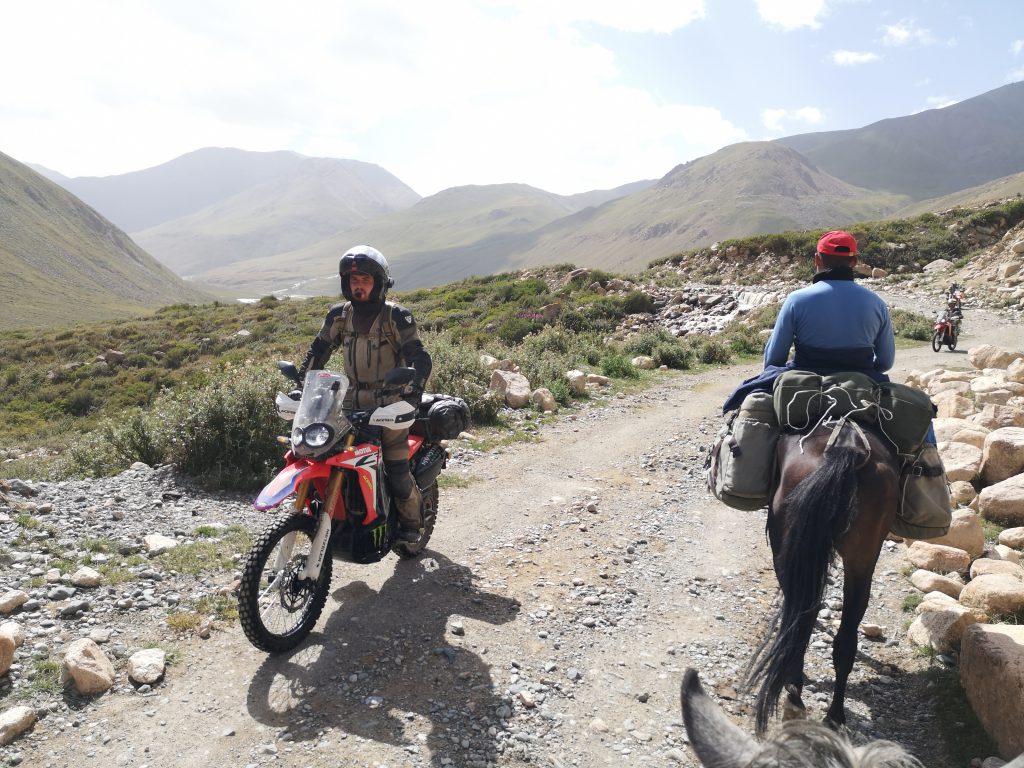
[238,513,332,653]
[931,331,943,352]
[394,483,438,560]
[948,331,958,351]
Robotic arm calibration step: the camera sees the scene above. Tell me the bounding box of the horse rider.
[722,230,894,413]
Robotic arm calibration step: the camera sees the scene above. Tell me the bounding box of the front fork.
[294,467,344,581]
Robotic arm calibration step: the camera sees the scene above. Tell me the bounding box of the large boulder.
[998,526,1024,549]
[969,345,1024,371]
[970,404,1024,430]
[489,369,531,409]
[905,541,971,574]
[566,370,587,396]
[979,474,1024,526]
[980,427,1024,485]
[0,706,36,746]
[959,574,1024,617]
[927,509,985,558]
[530,387,558,413]
[908,602,981,651]
[935,393,977,419]
[909,569,964,599]
[937,441,982,483]
[960,623,1024,759]
[970,559,1024,581]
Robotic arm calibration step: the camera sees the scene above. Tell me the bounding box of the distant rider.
[723,230,895,412]
[298,245,432,542]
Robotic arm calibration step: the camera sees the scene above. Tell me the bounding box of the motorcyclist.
[723,230,895,412]
[298,245,432,542]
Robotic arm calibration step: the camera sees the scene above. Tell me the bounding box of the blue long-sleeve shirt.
[763,278,895,373]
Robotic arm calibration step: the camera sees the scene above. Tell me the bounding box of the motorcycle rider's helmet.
[339,245,393,303]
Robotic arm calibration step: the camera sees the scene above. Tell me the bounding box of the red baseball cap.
[816,230,857,257]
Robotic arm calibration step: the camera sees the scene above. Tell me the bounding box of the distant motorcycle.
[932,310,960,352]
[237,362,466,653]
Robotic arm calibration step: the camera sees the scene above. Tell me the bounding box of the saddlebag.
[893,443,952,539]
[876,382,936,455]
[416,393,471,441]
[706,391,779,511]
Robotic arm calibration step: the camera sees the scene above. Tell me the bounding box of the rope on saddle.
[791,383,876,460]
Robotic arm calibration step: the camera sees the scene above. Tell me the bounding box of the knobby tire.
[394,483,439,559]
[238,512,332,653]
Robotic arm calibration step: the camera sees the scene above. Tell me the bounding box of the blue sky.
[2,0,1022,196]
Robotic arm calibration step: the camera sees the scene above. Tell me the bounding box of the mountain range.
[0,151,210,329]
[6,80,1024,324]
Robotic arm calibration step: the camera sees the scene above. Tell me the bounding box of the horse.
[745,418,900,735]
[681,667,923,768]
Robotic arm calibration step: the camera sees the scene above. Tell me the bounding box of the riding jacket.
[299,300,432,410]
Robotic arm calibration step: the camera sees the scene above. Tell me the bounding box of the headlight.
[303,424,333,448]
[291,426,304,446]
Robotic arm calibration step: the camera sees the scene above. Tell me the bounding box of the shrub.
[690,337,733,365]
[601,353,640,379]
[891,309,933,341]
[621,291,655,315]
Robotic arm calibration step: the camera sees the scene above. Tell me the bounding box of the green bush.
[600,353,640,379]
[621,291,655,315]
[891,309,933,341]
[690,337,733,365]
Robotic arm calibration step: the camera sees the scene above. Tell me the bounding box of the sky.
[2,0,1022,197]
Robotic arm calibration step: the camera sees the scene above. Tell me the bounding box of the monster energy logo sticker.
[370,524,385,548]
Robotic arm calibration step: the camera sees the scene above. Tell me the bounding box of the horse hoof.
[822,714,847,733]
[782,684,806,721]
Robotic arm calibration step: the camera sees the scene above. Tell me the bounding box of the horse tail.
[747,445,862,737]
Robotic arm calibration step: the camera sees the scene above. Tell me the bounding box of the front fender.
[254,460,331,510]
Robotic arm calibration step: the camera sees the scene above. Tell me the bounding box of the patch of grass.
[194,594,239,622]
[902,593,923,613]
[980,518,1004,542]
[97,564,136,585]
[14,514,40,529]
[166,612,203,632]
[154,526,250,575]
[139,640,181,666]
[438,473,474,489]
[81,537,118,553]
[25,659,62,696]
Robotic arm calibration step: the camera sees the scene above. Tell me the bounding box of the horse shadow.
[244,550,521,766]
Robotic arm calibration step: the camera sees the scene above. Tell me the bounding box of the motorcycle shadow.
[245,550,521,766]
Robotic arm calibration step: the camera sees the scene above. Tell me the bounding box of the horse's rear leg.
[825,565,873,729]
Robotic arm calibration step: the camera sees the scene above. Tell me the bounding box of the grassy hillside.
[0,151,212,330]
[192,144,909,297]
[893,171,1024,219]
[777,81,1024,200]
[131,155,421,276]
[194,183,595,295]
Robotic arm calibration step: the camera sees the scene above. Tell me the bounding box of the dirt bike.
[931,310,960,352]
[237,362,450,653]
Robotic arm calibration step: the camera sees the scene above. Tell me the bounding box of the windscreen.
[294,370,351,433]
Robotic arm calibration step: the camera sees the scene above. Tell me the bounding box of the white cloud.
[1008,68,1024,83]
[754,0,826,31]
[881,19,953,47]
[761,107,823,132]
[831,50,880,66]
[0,0,733,195]
[1012,40,1024,56]
[925,96,958,110]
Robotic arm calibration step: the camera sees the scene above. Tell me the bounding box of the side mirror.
[277,361,301,383]
[383,367,416,387]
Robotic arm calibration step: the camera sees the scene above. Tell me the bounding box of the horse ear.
[681,669,759,768]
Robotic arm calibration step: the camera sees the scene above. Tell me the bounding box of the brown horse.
[746,419,900,735]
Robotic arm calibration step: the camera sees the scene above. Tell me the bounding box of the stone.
[981,427,1024,485]
[970,559,1024,581]
[0,706,36,746]
[979,474,1024,525]
[959,574,1024,617]
[0,622,25,648]
[61,638,115,695]
[971,404,1024,430]
[905,540,971,574]
[530,388,558,413]
[907,603,981,651]
[0,634,14,676]
[937,441,982,482]
[969,345,1024,371]
[928,509,985,558]
[910,569,964,599]
[127,648,166,685]
[566,370,587,395]
[489,369,531,409]
[871,267,888,278]
[935,394,978,420]
[70,566,103,588]
[143,534,179,555]
[960,624,1024,759]
[0,591,29,615]
[630,356,655,370]
[949,480,977,506]
[998,526,1024,549]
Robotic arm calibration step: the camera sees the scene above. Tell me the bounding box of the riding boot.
[395,485,423,542]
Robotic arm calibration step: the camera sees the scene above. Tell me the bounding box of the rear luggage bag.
[706,392,779,511]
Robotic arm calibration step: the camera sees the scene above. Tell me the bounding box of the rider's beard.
[352,287,368,301]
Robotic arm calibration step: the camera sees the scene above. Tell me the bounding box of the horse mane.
[746,720,922,768]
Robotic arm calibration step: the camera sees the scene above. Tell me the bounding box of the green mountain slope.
[776,81,1024,200]
[892,170,1024,218]
[0,151,211,330]
[194,183,616,294]
[130,156,421,276]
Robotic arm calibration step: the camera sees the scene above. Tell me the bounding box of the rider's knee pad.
[384,460,414,500]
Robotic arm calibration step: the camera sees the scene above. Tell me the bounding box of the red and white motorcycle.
[238,362,451,652]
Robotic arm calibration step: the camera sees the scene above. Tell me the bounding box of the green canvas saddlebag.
[706,391,779,511]
[877,381,937,455]
[774,370,880,431]
[893,443,952,539]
